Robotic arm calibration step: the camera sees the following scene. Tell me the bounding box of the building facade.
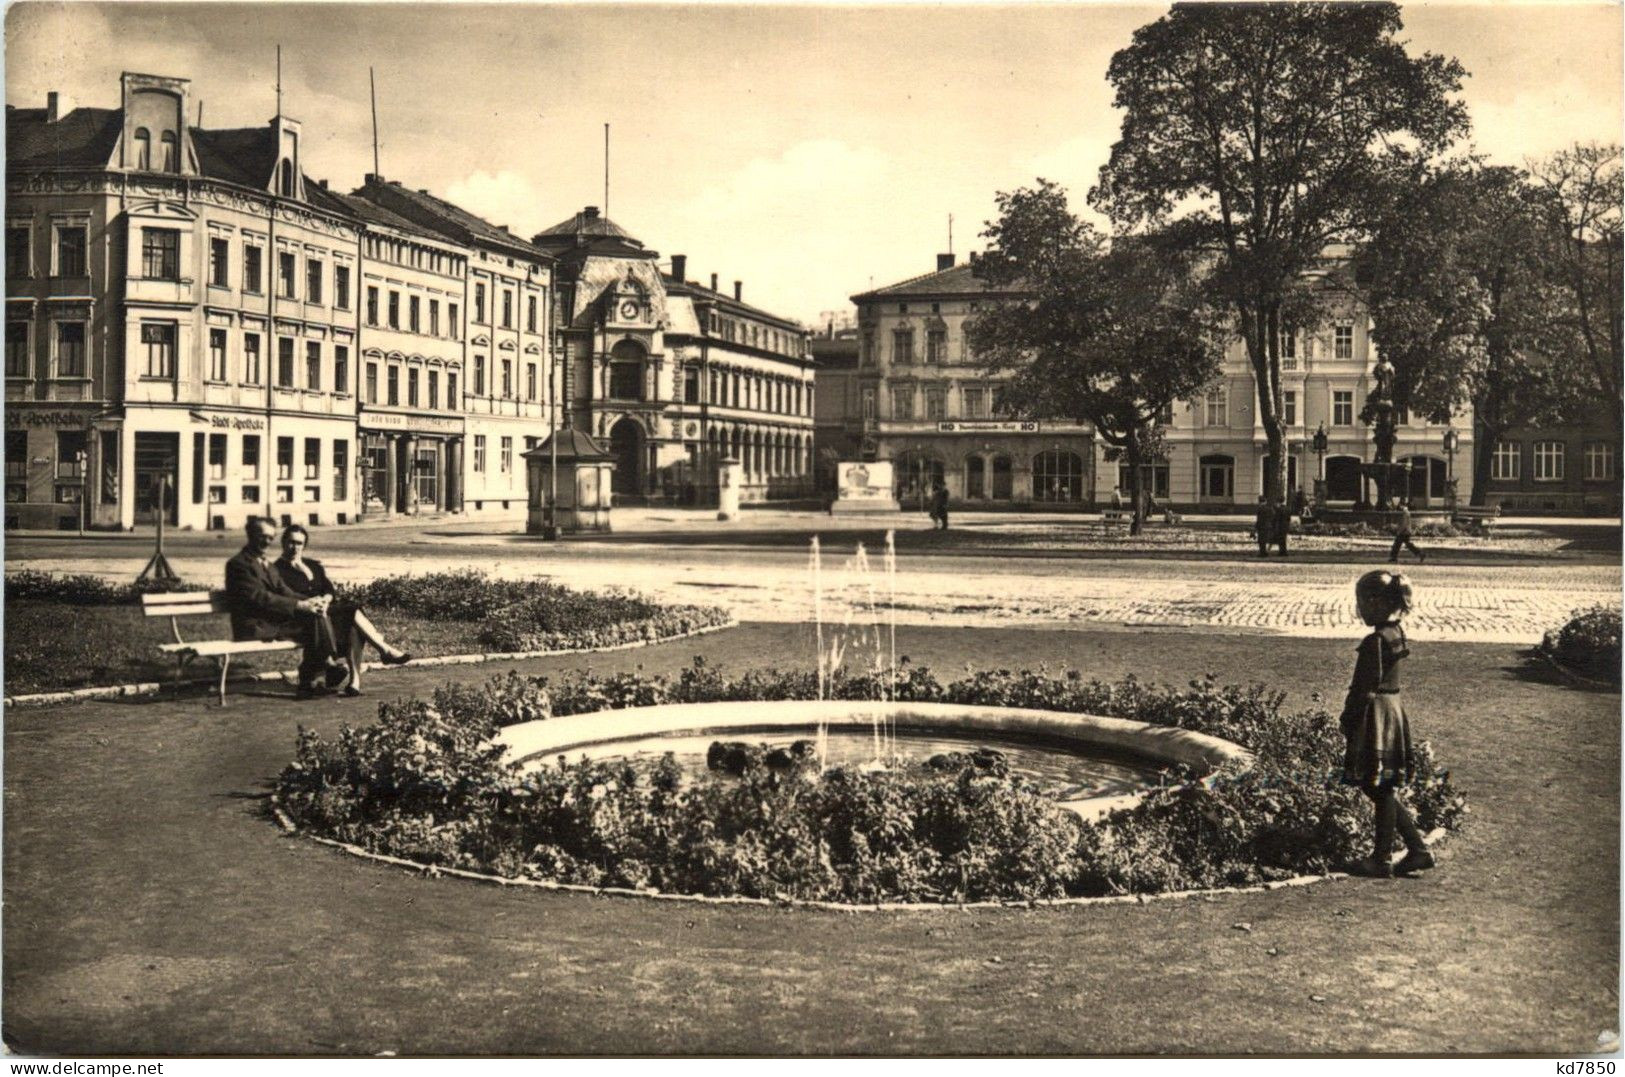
[316,187,470,518]
[847,254,1098,507]
[824,250,1480,511]
[1150,259,1474,510]
[1480,405,1620,514]
[7,74,362,532]
[534,209,813,503]
[354,178,555,516]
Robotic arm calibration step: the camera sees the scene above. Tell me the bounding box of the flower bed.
[3,569,731,696]
[344,569,732,652]
[276,661,1468,903]
[1538,605,1622,687]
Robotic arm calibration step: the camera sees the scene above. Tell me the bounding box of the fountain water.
[808,531,903,772]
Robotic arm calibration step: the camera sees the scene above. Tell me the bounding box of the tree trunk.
[1125,436,1146,537]
[1470,419,1499,508]
[1246,302,1288,502]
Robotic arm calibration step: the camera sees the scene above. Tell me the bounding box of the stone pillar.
[383,435,399,515]
[434,437,448,511]
[447,437,464,513]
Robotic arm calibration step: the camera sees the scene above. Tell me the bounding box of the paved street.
[7,510,1619,646]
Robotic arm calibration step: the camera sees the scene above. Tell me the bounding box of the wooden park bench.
[1451,505,1502,536]
[141,590,299,705]
[1099,509,1128,531]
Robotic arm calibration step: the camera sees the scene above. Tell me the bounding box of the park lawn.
[2,623,1617,1055]
[2,600,482,696]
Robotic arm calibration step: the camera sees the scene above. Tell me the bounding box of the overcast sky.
[7,2,1621,326]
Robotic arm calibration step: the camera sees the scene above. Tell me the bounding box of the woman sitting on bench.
[275,525,411,696]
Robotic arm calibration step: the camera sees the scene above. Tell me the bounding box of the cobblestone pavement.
[8,520,1618,644]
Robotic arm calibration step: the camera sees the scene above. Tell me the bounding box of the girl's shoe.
[1344,856,1394,878]
[380,650,413,666]
[341,684,362,698]
[1394,847,1436,875]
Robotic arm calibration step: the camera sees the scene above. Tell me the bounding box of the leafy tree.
[1092,2,1468,501]
[1355,161,1579,505]
[1531,143,1623,440]
[968,181,1224,534]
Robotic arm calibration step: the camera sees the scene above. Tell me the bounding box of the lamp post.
[1312,421,1328,509]
[1443,426,1460,512]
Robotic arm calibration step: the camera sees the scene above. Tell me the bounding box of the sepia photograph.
[2,0,1621,1060]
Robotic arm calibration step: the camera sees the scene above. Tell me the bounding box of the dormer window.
[160,131,177,172]
[133,128,151,170]
[278,162,294,198]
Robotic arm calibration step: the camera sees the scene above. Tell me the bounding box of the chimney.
[671,254,686,283]
[364,173,381,185]
[46,92,58,123]
[583,206,600,220]
[317,178,328,190]
[937,252,955,271]
[733,280,742,301]
[710,272,719,292]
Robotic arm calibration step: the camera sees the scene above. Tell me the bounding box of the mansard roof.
[356,177,552,261]
[850,260,1021,303]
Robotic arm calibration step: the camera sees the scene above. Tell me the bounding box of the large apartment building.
[824,248,1481,510]
[6,74,362,532]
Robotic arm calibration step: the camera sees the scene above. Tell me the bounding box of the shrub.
[277,662,1470,903]
[1541,605,1622,685]
[4,570,205,605]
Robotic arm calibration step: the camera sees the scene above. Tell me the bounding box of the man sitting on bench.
[224,517,348,697]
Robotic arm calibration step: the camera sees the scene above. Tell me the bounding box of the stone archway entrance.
[609,417,643,497]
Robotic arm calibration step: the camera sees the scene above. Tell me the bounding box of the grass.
[2,623,1616,1055]
[1,601,485,696]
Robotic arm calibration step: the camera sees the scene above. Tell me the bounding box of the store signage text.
[936,420,1039,433]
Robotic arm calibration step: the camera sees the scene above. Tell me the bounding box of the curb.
[2,619,738,710]
[268,792,1449,913]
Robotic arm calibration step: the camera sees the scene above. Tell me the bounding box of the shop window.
[1199,454,1235,499]
[56,431,86,481]
[208,433,227,481]
[1033,451,1085,502]
[5,430,26,504]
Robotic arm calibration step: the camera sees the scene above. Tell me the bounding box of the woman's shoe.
[1394,847,1436,875]
[380,651,413,666]
[324,662,351,689]
[341,684,363,698]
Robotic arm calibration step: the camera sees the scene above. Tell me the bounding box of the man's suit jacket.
[224,547,305,641]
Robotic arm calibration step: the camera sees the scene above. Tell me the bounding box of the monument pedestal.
[831,460,900,513]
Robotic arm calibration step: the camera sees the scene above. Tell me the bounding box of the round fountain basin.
[497,700,1254,819]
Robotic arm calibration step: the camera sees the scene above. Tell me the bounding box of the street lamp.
[1312,422,1329,510]
[1443,426,1460,511]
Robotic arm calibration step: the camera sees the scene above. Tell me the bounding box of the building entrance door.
[363,439,390,512]
[609,418,642,497]
[133,432,178,525]
[414,443,440,509]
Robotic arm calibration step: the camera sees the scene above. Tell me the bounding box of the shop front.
[4,405,110,531]
[358,408,465,518]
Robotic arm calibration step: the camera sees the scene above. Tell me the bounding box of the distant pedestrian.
[1339,570,1434,878]
[1272,499,1291,557]
[1292,487,1308,521]
[1111,486,1124,511]
[928,477,950,531]
[1254,496,1273,557]
[1389,500,1425,563]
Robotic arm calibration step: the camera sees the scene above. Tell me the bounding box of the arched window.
[1033,451,1085,502]
[991,455,1014,500]
[964,455,986,499]
[278,161,294,198]
[160,131,177,172]
[133,128,151,170]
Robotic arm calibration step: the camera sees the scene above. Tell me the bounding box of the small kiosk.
[525,429,616,535]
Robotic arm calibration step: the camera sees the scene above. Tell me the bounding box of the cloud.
[443,170,551,239]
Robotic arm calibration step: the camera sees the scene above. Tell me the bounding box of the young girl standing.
[1340,570,1436,877]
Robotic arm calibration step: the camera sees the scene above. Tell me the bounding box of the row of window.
[1490,440,1615,482]
[365,361,460,411]
[709,313,804,357]
[365,287,462,339]
[468,434,515,475]
[677,365,809,415]
[1276,325,1357,365]
[862,326,957,368]
[8,222,89,278]
[468,281,542,333]
[205,235,352,308]
[143,323,353,392]
[363,234,463,278]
